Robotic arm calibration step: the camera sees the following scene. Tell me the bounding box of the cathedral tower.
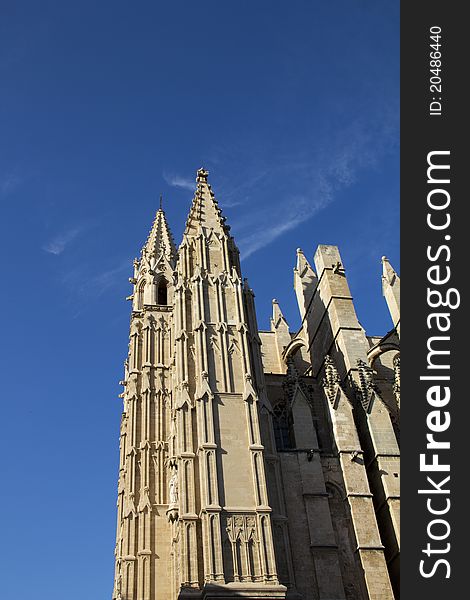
[114,202,177,600]
[113,169,286,600]
[112,169,399,600]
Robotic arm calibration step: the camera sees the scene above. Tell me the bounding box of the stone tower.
[112,169,400,600]
[113,169,287,600]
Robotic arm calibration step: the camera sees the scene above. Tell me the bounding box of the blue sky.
[0,2,399,598]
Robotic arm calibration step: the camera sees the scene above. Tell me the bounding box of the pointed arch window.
[273,400,295,451]
[137,280,146,310]
[157,278,168,306]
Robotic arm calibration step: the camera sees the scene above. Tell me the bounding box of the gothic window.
[273,400,295,451]
[157,279,168,305]
[137,280,145,310]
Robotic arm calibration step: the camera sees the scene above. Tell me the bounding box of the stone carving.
[151,451,159,478]
[245,516,258,542]
[393,354,400,409]
[196,370,213,402]
[227,336,239,356]
[126,373,139,399]
[142,368,152,392]
[283,355,312,407]
[322,355,342,406]
[225,514,263,582]
[166,469,179,522]
[243,372,258,402]
[356,359,381,412]
[138,485,152,513]
[332,260,344,274]
[209,334,220,353]
[175,380,192,409]
[123,491,137,518]
[169,472,178,506]
[196,167,209,182]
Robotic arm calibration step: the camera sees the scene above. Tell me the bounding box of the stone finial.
[182,168,240,265]
[381,255,400,336]
[294,248,318,319]
[271,298,289,332]
[196,167,209,182]
[381,256,398,285]
[295,248,316,278]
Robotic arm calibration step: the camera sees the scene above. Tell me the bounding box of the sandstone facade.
[112,169,400,600]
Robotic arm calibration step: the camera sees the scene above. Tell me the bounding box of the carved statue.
[169,472,178,505]
[127,373,138,399]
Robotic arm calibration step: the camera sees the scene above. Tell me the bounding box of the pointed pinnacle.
[142,204,176,260]
[381,256,399,285]
[295,248,317,278]
[272,298,283,319]
[271,298,289,329]
[183,168,234,239]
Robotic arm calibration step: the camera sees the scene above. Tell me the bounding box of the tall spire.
[129,202,177,311]
[142,204,176,263]
[381,256,400,336]
[180,168,241,276]
[184,168,233,237]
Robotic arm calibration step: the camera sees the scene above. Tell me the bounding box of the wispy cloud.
[163,172,195,191]
[60,258,131,318]
[86,260,131,297]
[43,227,84,255]
[216,169,271,208]
[238,195,328,259]
[232,111,398,259]
[238,212,305,259]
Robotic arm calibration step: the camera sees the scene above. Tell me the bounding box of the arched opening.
[137,280,145,310]
[157,279,168,305]
[282,336,306,363]
[272,400,295,451]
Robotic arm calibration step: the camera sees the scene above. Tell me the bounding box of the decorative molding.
[283,355,313,408]
[393,354,400,409]
[322,355,343,408]
[354,359,382,413]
